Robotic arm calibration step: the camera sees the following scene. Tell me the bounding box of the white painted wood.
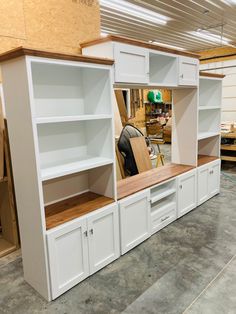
[172,88,198,166]
[179,57,199,86]
[47,217,89,300]
[1,57,51,300]
[36,114,112,124]
[197,163,209,206]
[177,169,197,218]
[208,160,221,198]
[149,51,178,86]
[150,178,176,203]
[198,132,220,141]
[198,136,220,157]
[119,189,151,254]
[199,78,222,108]
[0,84,6,116]
[87,204,120,274]
[151,204,176,235]
[82,42,114,59]
[114,43,149,84]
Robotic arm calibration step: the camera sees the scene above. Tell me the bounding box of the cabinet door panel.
[47,218,89,299]
[114,43,149,84]
[87,204,120,274]
[197,164,209,205]
[209,160,221,197]
[179,57,199,86]
[119,189,151,254]
[177,169,197,218]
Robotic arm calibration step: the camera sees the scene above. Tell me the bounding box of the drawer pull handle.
[161,216,170,222]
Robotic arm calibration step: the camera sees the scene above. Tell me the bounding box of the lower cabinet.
[197,159,221,205]
[177,169,197,218]
[47,203,119,300]
[119,189,151,255]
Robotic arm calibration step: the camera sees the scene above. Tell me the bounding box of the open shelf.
[0,236,16,258]
[198,132,220,140]
[199,77,222,109]
[45,191,114,230]
[36,114,112,124]
[198,136,220,158]
[150,188,176,204]
[31,61,112,118]
[198,155,220,167]
[151,197,176,216]
[37,119,113,180]
[149,52,178,86]
[198,106,220,111]
[41,156,113,181]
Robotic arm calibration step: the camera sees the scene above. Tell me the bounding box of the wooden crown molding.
[80,35,200,59]
[0,47,114,65]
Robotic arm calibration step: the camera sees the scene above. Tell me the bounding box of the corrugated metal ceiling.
[100,0,236,51]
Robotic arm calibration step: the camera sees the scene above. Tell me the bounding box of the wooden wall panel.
[199,46,236,64]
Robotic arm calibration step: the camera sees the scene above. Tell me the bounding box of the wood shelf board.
[200,72,225,79]
[198,132,220,140]
[0,176,8,183]
[117,163,194,200]
[198,106,221,110]
[80,35,200,59]
[221,145,236,151]
[198,155,219,167]
[45,192,115,230]
[0,47,114,65]
[0,237,16,258]
[221,132,236,139]
[41,157,114,181]
[36,114,112,124]
[221,156,236,162]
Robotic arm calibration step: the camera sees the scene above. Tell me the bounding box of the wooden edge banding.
[200,72,225,78]
[81,35,200,59]
[0,47,114,65]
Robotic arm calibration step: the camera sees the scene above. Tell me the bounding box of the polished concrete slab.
[0,157,236,313]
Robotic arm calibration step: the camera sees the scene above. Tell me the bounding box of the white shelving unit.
[198,75,222,157]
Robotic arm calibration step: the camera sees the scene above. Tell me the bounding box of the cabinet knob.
[90,229,94,235]
[180,74,184,78]
[180,185,183,189]
[84,230,88,237]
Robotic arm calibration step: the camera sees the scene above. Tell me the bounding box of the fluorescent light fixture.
[100,32,108,37]
[223,0,236,4]
[149,40,186,51]
[189,30,231,45]
[100,0,169,25]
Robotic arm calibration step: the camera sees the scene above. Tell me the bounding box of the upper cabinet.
[81,35,200,87]
[114,43,149,84]
[179,56,199,86]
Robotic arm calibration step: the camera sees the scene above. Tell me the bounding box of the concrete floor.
[1,145,236,314]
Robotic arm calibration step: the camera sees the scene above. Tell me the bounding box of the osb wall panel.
[199,46,236,64]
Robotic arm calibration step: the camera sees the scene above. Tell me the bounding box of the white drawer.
[151,202,176,235]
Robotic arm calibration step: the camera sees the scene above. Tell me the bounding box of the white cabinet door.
[177,169,197,218]
[114,43,149,84]
[197,164,209,206]
[87,204,120,274]
[119,189,151,254]
[47,218,89,300]
[179,56,199,86]
[209,160,221,198]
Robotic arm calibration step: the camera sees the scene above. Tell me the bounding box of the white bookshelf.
[199,77,222,109]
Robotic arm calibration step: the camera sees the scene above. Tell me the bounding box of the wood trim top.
[197,155,219,167]
[81,35,200,59]
[117,163,195,200]
[200,72,225,78]
[45,192,115,230]
[0,47,114,65]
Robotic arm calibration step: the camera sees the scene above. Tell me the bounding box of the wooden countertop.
[0,47,114,65]
[200,72,225,79]
[117,163,194,200]
[118,156,220,200]
[197,155,219,167]
[81,35,200,59]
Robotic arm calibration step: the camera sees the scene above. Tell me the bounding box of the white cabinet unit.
[179,56,199,86]
[87,204,120,274]
[150,178,177,234]
[114,43,149,84]
[47,203,119,299]
[47,217,89,299]
[198,159,221,205]
[119,189,151,254]
[177,169,197,218]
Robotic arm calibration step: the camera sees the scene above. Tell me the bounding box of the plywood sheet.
[130,136,152,174]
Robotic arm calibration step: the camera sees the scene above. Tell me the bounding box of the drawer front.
[151,203,177,235]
